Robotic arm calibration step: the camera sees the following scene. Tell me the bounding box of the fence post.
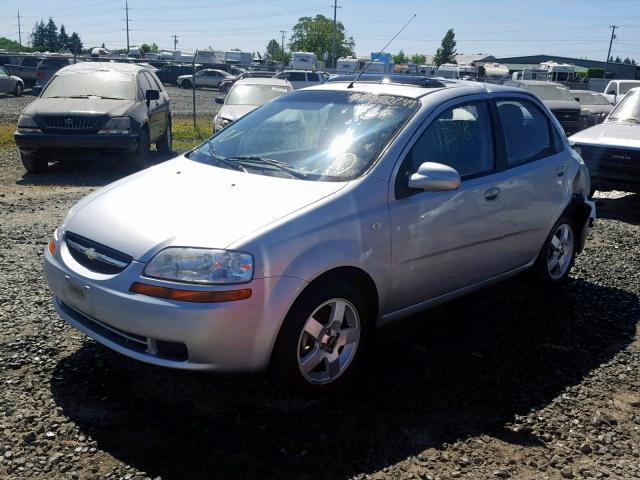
[192,50,198,130]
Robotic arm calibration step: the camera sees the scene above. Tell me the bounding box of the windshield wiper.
[225,155,308,179]
[206,142,247,173]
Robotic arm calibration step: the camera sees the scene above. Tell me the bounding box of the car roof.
[234,77,292,88]
[57,61,147,75]
[328,73,450,88]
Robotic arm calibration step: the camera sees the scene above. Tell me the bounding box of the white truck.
[603,79,640,105]
[290,52,319,70]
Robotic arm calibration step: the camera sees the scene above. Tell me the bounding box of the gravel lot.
[0,96,639,479]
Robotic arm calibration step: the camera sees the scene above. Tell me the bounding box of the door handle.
[484,187,500,201]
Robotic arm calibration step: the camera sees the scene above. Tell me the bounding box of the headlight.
[98,117,131,135]
[17,114,41,133]
[215,116,232,130]
[145,247,254,284]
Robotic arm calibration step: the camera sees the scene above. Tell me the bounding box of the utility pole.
[331,0,341,68]
[606,25,618,63]
[124,0,131,54]
[279,29,286,65]
[15,9,23,46]
[171,34,178,50]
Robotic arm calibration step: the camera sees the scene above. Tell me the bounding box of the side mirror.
[145,89,159,101]
[408,162,461,192]
[215,96,224,105]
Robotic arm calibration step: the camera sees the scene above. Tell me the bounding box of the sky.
[0,0,639,62]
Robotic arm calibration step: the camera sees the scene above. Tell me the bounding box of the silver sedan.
[44,80,595,394]
[0,65,24,96]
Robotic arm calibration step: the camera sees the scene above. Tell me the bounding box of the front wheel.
[272,279,371,395]
[126,128,150,171]
[156,118,172,154]
[534,216,576,285]
[181,80,192,89]
[21,152,48,173]
[14,82,24,97]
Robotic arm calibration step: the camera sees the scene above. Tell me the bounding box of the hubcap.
[297,298,361,385]
[547,224,574,280]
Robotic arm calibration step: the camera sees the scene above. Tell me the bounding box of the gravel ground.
[0,85,220,123]
[0,140,639,480]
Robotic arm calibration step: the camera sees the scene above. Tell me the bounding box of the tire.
[127,127,150,171]
[272,278,372,395]
[14,82,23,97]
[156,118,172,154]
[21,152,48,173]
[533,216,576,285]
[181,80,192,89]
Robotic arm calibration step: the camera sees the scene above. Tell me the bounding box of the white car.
[177,69,231,89]
[603,80,640,105]
[273,70,324,90]
[0,65,24,96]
[213,78,292,132]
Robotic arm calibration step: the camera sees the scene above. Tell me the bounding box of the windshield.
[619,82,640,95]
[42,70,136,100]
[226,84,291,106]
[526,84,575,101]
[188,90,419,181]
[574,92,609,105]
[608,91,640,123]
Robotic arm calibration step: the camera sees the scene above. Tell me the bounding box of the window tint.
[138,72,153,95]
[287,72,306,81]
[144,71,163,91]
[497,99,555,166]
[396,101,494,198]
[307,73,319,81]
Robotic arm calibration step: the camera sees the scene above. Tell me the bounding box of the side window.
[144,72,163,92]
[138,72,153,97]
[396,101,495,199]
[288,72,306,82]
[0,67,7,77]
[496,99,556,166]
[307,73,319,81]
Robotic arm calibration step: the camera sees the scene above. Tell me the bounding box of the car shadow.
[15,150,178,187]
[50,276,638,480]
[595,192,640,225]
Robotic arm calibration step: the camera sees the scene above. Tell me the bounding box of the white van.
[290,52,319,70]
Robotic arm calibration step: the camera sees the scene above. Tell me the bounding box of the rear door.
[492,95,569,268]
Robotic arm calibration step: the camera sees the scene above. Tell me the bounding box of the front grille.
[57,299,188,361]
[65,232,132,274]
[39,115,101,132]
[579,145,640,182]
[553,109,580,123]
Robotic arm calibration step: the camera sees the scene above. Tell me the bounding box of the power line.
[607,25,618,62]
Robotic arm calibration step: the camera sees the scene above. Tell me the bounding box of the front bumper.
[15,131,139,154]
[44,238,307,372]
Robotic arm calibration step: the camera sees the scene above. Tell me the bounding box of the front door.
[139,72,161,141]
[387,99,512,313]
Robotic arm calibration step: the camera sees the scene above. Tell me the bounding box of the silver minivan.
[44,80,595,394]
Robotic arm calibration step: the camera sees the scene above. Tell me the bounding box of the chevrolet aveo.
[45,80,596,394]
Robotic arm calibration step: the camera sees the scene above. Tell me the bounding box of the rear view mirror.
[409,162,461,192]
[146,89,159,101]
[215,96,224,105]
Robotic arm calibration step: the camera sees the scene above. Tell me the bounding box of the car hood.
[23,97,136,117]
[63,156,347,261]
[581,104,612,114]
[218,104,257,121]
[542,99,581,111]
[569,122,640,149]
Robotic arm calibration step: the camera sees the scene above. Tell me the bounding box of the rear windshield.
[526,84,575,101]
[41,70,136,100]
[573,91,610,105]
[226,84,291,106]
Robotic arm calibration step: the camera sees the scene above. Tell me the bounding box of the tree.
[410,53,426,65]
[266,39,280,59]
[0,37,31,52]
[289,15,355,66]
[31,20,46,50]
[393,50,407,64]
[68,32,83,55]
[433,28,457,66]
[58,25,70,51]
[614,56,622,63]
[44,17,59,51]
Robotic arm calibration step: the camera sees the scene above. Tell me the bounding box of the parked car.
[603,80,640,105]
[3,55,39,86]
[43,80,595,394]
[571,90,613,125]
[328,73,448,88]
[218,70,275,93]
[273,70,324,89]
[155,64,201,85]
[213,77,292,132]
[0,65,24,96]
[504,80,585,134]
[177,69,231,89]
[32,57,77,96]
[570,87,640,194]
[14,62,172,173]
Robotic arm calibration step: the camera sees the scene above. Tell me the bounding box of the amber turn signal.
[48,239,56,255]
[129,282,252,303]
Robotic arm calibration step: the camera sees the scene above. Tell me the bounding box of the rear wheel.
[273,279,371,395]
[534,216,576,285]
[181,80,192,89]
[21,152,48,173]
[156,118,172,154]
[14,82,23,97]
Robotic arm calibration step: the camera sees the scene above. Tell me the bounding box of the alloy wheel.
[547,224,574,280]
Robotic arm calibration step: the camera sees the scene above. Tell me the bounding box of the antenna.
[348,14,416,88]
